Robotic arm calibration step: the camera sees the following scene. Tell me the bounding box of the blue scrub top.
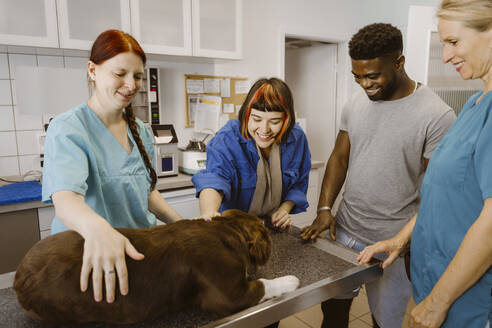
[191,119,311,214]
[42,103,157,234]
[411,91,492,328]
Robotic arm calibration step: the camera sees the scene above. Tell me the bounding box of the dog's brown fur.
[14,209,272,325]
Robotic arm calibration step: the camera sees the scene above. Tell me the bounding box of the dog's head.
[219,209,272,269]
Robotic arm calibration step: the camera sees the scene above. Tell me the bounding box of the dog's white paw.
[259,275,300,302]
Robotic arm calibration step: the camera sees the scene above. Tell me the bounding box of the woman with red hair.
[192,77,311,231]
[42,30,182,304]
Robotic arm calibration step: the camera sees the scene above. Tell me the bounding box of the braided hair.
[125,105,157,190]
[90,30,157,191]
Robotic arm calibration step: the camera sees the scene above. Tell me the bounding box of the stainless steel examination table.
[0,228,382,328]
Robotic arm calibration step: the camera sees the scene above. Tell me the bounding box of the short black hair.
[349,23,403,60]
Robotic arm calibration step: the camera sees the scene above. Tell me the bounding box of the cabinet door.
[0,0,58,47]
[130,0,192,56]
[56,0,131,50]
[192,0,242,59]
[0,209,40,274]
[160,188,200,222]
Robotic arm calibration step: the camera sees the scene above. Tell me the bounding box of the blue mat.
[0,181,42,205]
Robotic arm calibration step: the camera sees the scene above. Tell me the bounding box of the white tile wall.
[0,54,9,78]
[19,154,41,175]
[8,54,37,79]
[0,80,12,105]
[0,106,14,131]
[0,47,89,178]
[0,156,19,176]
[0,132,18,156]
[13,106,42,130]
[16,130,43,155]
[37,55,64,68]
[65,56,89,69]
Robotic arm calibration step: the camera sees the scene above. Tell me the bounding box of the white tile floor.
[278,286,416,328]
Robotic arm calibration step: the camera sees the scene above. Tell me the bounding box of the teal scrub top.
[42,103,157,234]
[411,91,492,328]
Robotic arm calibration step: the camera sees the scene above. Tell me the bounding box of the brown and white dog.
[14,209,299,325]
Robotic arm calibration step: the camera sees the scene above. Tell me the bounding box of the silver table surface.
[0,228,382,328]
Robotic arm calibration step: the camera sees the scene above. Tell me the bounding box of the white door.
[285,42,338,163]
[56,0,131,50]
[0,0,58,47]
[130,0,192,56]
[192,0,242,59]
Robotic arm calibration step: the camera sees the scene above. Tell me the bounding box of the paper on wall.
[195,95,222,134]
[223,103,234,113]
[235,104,242,113]
[234,80,249,94]
[220,78,231,97]
[186,79,204,94]
[204,78,220,93]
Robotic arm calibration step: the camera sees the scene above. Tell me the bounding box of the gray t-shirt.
[336,85,456,244]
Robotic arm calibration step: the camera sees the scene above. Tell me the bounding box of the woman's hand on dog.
[80,221,144,303]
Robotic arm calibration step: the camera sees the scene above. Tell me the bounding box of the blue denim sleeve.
[284,130,311,214]
[191,136,235,201]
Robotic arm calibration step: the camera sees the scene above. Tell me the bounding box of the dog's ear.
[248,227,271,268]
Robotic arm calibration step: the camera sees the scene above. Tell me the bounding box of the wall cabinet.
[56,0,131,50]
[130,0,192,56]
[192,0,242,59]
[0,0,241,59]
[0,0,58,47]
[131,0,242,59]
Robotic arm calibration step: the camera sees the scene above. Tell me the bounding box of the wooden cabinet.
[56,0,131,50]
[0,0,58,47]
[0,209,40,274]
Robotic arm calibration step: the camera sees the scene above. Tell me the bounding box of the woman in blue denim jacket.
[192,77,311,230]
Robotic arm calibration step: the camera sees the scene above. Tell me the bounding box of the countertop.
[0,173,195,214]
[0,227,379,328]
[0,161,324,214]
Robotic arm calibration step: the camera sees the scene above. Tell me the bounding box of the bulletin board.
[184,74,249,128]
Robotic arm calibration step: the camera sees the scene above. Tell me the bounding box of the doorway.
[284,37,338,163]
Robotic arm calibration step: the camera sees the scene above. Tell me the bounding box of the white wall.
[285,44,338,163]
[213,0,441,135]
[0,0,442,177]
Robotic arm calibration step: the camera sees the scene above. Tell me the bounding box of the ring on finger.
[105,269,115,275]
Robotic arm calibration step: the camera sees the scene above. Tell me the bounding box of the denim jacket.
[192,119,311,214]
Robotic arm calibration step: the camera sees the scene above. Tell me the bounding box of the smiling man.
[300,23,456,328]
